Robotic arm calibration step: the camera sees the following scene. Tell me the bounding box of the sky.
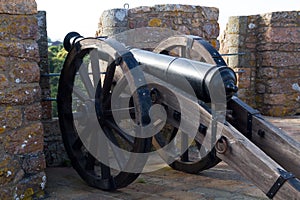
[36,0,300,41]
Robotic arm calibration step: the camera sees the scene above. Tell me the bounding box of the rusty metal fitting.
[215,136,228,154]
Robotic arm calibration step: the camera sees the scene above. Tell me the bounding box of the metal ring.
[215,136,228,154]
[124,3,129,9]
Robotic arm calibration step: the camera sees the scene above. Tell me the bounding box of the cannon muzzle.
[63,32,83,52]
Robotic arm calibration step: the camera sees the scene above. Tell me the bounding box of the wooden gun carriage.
[57,32,300,199]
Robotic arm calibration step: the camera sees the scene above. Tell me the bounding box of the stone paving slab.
[44,116,299,199]
[44,163,267,200]
[265,116,300,141]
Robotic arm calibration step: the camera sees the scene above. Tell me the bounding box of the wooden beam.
[216,123,300,199]
[228,97,300,179]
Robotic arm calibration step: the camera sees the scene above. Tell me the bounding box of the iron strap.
[266,169,295,199]
[246,110,260,140]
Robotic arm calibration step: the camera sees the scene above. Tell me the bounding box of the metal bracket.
[198,123,207,136]
[246,110,260,140]
[266,168,295,199]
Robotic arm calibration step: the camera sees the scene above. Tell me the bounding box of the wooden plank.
[228,96,300,179]
[252,116,300,179]
[216,123,300,199]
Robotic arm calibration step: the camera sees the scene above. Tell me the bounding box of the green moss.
[136,178,146,183]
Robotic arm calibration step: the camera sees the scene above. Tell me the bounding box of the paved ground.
[44,116,299,200]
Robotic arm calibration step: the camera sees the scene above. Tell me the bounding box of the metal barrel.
[130,48,238,102]
[62,32,238,102]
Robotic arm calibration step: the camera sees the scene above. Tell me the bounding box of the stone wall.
[37,11,69,167]
[97,4,220,49]
[0,1,46,199]
[220,11,300,116]
[98,6,300,117]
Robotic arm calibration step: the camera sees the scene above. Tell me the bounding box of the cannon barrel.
[63,32,238,102]
[130,48,238,102]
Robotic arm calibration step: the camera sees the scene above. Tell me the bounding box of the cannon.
[57,32,300,199]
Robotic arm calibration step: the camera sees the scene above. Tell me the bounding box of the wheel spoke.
[79,62,95,98]
[73,85,89,102]
[100,163,112,179]
[90,49,101,87]
[102,60,116,104]
[85,153,96,171]
[101,125,128,172]
[180,46,189,58]
[104,118,135,145]
[181,133,189,162]
[103,107,135,118]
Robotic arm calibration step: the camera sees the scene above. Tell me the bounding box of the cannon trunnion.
[57,32,300,199]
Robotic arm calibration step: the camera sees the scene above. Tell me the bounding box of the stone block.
[261,105,288,117]
[260,51,299,67]
[8,15,38,40]
[41,101,52,120]
[22,152,46,174]
[263,93,287,105]
[0,73,8,90]
[263,27,300,43]
[244,33,258,43]
[154,4,196,13]
[201,6,219,21]
[128,6,152,15]
[203,23,219,38]
[256,43,280,51]
[25,102,42,121]
[227,16,248,34]
[0,41,39,61]
[245,42,256,49]
[0,55,9,71]
[0,155,21,185]
[4,122,44,155]
[257,67,278,79]
[190,28,204,38]
[9,60,40,83]
[266,79,292,94]
[177,25,190,34]
[0,84,41,105]
[256,83,266,94]
[100,9,128,28]
[14,171,46,200]
[278,43,300,52]
[0,0,37,14]
[265,11,298,26]
[0,106,22,132]
[191,18,202,28]
[225,34,240,48]
[236,68,252,88]
[0,186,13,200]
[279,68,300,78]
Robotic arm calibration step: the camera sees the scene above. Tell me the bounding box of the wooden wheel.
[152,35,225,174]
[57,35,152,190]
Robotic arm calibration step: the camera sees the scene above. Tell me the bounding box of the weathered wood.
[216,123,300,199]
[143,76,300,198]
[252,116,300,179]
[228,96,300,179]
